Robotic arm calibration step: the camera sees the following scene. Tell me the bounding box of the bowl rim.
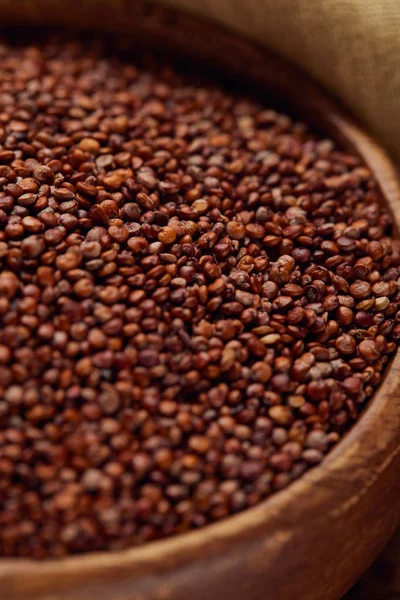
[0,3,399,597]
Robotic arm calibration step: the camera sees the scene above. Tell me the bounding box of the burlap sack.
[160,0,400,162]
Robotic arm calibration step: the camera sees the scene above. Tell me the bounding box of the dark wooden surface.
[346,529,400,599]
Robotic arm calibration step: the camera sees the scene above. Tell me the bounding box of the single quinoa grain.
[0,34,400,559]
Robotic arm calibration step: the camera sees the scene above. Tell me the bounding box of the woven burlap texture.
[161,0,400,161]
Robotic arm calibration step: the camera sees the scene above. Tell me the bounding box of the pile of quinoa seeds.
[0,35,399,559]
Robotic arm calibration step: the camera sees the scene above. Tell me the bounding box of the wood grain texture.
[0,3,399,599]
[345,528,400,599]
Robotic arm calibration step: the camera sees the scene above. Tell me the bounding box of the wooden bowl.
[344,528,400,599]
[0,3,399,599]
